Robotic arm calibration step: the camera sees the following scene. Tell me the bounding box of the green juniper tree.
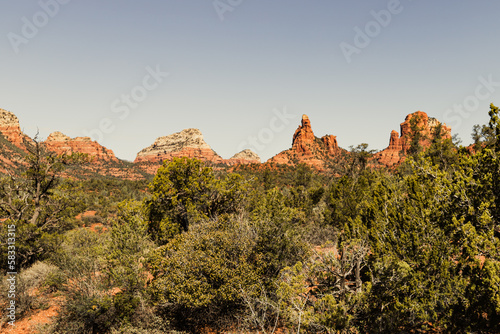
[144,157,247,245]
[0,138,86,269]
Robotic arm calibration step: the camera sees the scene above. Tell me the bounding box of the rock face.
[291,115,316,154]
[374,111,452,167]
[322,135,339,155]
[398,111,451,150]
[0,108,32,150]
[0,109,150,179]
[44,131,118,162]
[227,149,261,165]
[0,107,457,177]
[268,114,342,168]
[135,128,224,164]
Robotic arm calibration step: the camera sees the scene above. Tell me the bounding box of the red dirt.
[75,210,97,220]
[1,296,62,334]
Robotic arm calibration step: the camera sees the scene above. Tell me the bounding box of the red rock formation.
[398,111,451,151]
[322,135,339,155]
[135,129,266,174]
[44,131,118,162]
[134,129,265,174]
[268,114,342,168]
[135,148,223,164]
[388,130,402,150]
[0,109,153,179]
[374,111,452,167]
[0,108,32,150]
[291,114,316,155]
[226,149,261,165]
[372,130,404,167]
[134,128,225,164]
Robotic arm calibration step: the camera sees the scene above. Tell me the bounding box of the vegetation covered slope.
[0,105,499,333]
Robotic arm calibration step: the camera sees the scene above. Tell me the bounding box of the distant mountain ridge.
[0,108,452,178]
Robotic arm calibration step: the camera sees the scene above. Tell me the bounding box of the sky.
[1,1,500,162]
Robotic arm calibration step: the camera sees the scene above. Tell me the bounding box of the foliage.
[148,215,262,329]
[0,139,86,269]
[424,122,459,169]
[3,106,500,333]
[50,227,112,333]
[145,157,248,245]
[50,202,166,334]
[106,200,153,296]
[0,261,59,324]
[148,188,310,330]
[250,188,311,284]
[489,103,500,151]
[407,113,426,156]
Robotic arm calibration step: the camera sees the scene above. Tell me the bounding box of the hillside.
[0,105,499,334]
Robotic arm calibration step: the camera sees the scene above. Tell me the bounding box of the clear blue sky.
[1,1,500,161]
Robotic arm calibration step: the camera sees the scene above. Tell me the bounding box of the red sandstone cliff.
[0,108,33,151]
[44,131,118,163]
[134,128,225,164]
[268,114,342,168]
[1,107,456,177]
[134,128,261,171]
[373,111,452,167]
[0,110,119,164]
[0,109,33,173]
[0,109,148,179]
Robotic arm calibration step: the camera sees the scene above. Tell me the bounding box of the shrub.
[0,261,59,323]
[145,157,248,245]
[51,228,111,333]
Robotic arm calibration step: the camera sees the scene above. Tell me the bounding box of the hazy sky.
[1,1,500,161]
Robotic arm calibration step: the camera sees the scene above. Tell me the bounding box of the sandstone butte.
[44,131,118,163]
[0,108,33,151]
[373,111,452,167]
[227,149,261,165]
[268,114,343,169]
[134,128,261,166]
[0,108,119,164]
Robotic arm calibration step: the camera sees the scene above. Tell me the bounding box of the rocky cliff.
[135,128,261,168]
[227,149,261,165]
[1,107,456,177]
[134,128,225,164]
[373,111,452,167]
[44,131,118,162]
[268,114,342,168]
[0,108,32,150]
